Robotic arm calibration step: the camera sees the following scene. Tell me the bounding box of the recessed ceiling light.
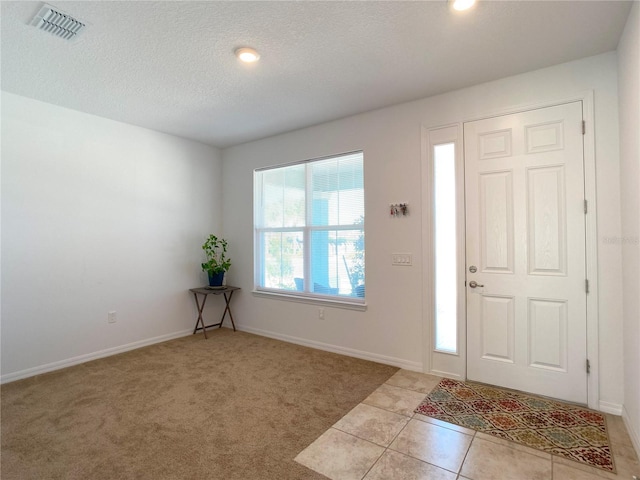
[451,0,476,11]
[235,47,260,63]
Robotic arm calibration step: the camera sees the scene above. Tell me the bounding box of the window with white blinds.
[254,151,365,303]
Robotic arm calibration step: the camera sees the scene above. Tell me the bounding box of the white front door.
[464,102,588,404]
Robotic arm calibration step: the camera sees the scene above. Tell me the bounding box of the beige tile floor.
[295,370,640,480]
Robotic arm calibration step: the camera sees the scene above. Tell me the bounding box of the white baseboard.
[0,329,193,384]
[430,369,462,380]
[622,406,640,458]
[599,400,623,415]
[236,324,423,372]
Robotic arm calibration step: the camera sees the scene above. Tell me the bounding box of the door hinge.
[582,120,586,135]
[585,279,590,294]
[584,199,588,214]
[586,359,591,374]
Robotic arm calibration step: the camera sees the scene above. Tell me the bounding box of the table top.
[190,286,240,295]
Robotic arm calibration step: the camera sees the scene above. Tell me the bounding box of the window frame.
[253,151,366,309]
[423,125,465,362]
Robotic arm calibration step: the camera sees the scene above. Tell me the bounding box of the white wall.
[1,92,222,381]
[617,1,640,454]
[222,52,624,409]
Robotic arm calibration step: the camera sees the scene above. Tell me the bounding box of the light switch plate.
[392,253,412,266]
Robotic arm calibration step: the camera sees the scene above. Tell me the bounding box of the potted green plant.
[201,234,231,286]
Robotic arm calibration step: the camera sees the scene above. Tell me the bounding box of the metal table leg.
[219,290,236,331]
[192,292,209,339]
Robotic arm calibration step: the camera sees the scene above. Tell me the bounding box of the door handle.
[469,281,484,288]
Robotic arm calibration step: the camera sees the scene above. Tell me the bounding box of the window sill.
[252,290,367,311]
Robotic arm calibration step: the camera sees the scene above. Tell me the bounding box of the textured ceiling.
[0,1,633,148]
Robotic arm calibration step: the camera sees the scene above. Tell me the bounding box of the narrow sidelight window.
[434,143,458,353]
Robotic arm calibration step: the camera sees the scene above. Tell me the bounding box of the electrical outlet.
[108,311,117,324]
[318,308,324,320]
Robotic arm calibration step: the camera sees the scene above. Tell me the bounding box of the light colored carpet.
[1,329,398,479]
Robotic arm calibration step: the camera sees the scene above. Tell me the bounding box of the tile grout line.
[356,394,447,480]
[305,392,427,480]
[359,444,387,480]
[357,400,416,419]
[412,412,476,436]
[340,400,483,479]
[385,417,473,477]
[333,400,415,444]
[331,377,467,479]
[455,429,477,479]
[551,454,617,480]
[383,380,440,396]
[330,402,414,449]
[296,375,434,479]
[359,385,465,478]
[331,400,417,480]
[328,425,386,448]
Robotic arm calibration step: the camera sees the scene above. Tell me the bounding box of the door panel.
[480,295,515,363]
[527,165,566,275]
[465,102,587,404]
[480,171,514,273]
[528,298,567,371]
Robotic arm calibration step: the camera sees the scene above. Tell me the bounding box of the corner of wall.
[623,405,640,459]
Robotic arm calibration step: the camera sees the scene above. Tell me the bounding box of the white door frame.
[421,91,599,410]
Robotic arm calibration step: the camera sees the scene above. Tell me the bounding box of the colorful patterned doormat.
[415,378,615,472]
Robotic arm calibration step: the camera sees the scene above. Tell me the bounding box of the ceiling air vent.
[30,4,85,40]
